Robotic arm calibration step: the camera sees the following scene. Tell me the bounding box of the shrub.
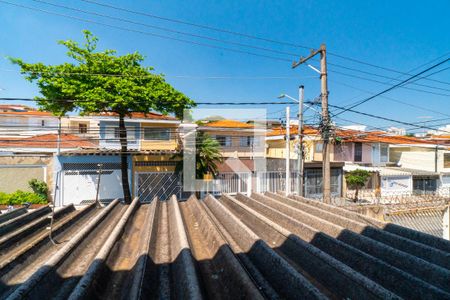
[0,192,10,205]
[0,190,47,205]
[28,179,48,200]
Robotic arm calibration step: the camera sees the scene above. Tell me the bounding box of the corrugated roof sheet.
[386,207,446,238]
[1,193,449,299]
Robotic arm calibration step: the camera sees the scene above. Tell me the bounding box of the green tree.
[173,132,223,194]
[345,169,371,202]
[11,30,195,203]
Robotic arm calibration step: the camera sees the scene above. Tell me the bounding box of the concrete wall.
[0,155,53,196]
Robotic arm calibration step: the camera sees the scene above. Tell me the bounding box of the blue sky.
[0,0,449,132]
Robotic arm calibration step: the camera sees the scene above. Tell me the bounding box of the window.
[315,142,323,153]
[143,127,171,140]
[354,142,362,162]
[78,123,87,134]
[240,136,254,147]
[380,144,389,162]
[215,135,232,147]
[444,153,450,168]
[105,126,136,143]
[442,175,450,186]
[305,168,340,196]
[413,178,437,192]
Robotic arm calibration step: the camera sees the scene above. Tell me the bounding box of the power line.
[31,0,302,59]
[4,0,449,99]
[328,68,450,97]
[29,0,450,94]
[0,0,291,63]
[0,97,300,106]
[324,103,450,134]
[332,57,450,117]
[80,0,450,86]
[0,68,316,80]
[327,62,450,93]
[330,79,450,117]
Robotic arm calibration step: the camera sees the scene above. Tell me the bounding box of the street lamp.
[279,86,305,196]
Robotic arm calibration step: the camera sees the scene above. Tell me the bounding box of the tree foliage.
[11,30,195,203]
[345,169,371,201]
[28,179,49,200]
[10,30,195,118]
[174,132,223,179]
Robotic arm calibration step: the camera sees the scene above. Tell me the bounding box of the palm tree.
[173,132,223,195]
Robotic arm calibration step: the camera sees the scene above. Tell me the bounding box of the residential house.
[0,133,97,199]
[56,112,182,204]
[389,140,450,196]
[0,104,58,137]
[61,115,100,139]
[198,119,266,168]
[265,125,344,198]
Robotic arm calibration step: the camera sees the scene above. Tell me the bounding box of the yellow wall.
[140,123,179,151]
[266,139,314,160]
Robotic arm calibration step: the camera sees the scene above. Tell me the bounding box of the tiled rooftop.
[0,133,98,149]
[201,119,254,128]
[94,111,178,121]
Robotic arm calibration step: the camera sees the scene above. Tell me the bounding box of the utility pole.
[57,116,61,155]
[285,106,290,196]
[297,85,304,197]
[292,44,331,203]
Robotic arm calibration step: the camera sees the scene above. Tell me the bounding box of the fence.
[212,172,252,195]
[256,171,298,194]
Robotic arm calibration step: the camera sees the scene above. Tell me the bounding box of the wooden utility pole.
[285,106,291,196]
[297,85,304,197]
[292,44,331,203]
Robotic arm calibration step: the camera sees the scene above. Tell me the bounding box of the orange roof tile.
[341,131,437,145]
[202,119,254,129]
[267,125,319,137]
[0,111,54,116]
[0,104,53,116]
[268,126,438,145]
[0,134,98,149]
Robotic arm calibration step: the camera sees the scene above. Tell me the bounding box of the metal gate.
[61,162,123,206]
[256,171,297,194]
[135,172,183,202]
[213,172,251,195]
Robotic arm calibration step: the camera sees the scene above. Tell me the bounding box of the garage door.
[62,162,124,205]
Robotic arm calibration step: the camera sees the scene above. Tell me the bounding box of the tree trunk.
[119,115,132,204]
[354,187,359,202]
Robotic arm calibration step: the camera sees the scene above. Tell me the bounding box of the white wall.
[397,151,436,172]
[381,175,412,196]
